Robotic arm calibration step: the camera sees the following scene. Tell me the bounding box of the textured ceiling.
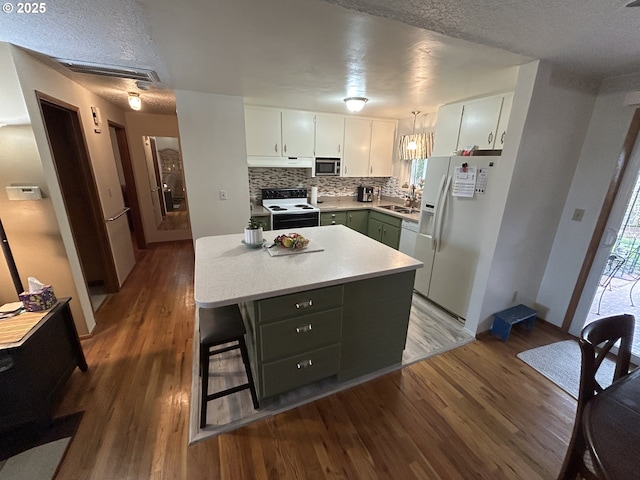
[0,0,638,119]
[323,0,640,79]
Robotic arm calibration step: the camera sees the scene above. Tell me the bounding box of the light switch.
[219,190,228,200]
[572,208,585,222]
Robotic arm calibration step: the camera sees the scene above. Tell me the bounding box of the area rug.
[0,412,83,480]
[517,340,615,399]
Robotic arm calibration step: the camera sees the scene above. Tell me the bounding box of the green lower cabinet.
[321,209,369,234]
[381,223,400,249]
[242,285,344,400]
[241,271,416,398]
[339,270,415,381]
[345,210,369,234]
[367,211,401,249]
[320,211,347,226]
[261,344,341,398]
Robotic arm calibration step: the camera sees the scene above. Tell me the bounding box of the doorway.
[584,168,640,355]
[143,136,191,233]
[569,110,640,356]
[109,122,146,250]
[38,95,119,303]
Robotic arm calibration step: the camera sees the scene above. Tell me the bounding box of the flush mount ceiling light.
[407,111,420,150]
[344,97,368,113]
[128,92,142,111]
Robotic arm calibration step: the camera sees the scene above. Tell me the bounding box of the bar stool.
[199,305,259,428]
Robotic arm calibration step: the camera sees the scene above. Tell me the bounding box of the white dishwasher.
[399,219,418,257]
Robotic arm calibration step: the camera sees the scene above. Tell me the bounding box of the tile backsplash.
[248,168,406,202]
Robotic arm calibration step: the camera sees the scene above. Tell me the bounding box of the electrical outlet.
[572,208,585,222]
[219,190,227,201]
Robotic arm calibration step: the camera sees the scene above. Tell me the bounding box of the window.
[409,158,426,188]
[398,131,433,189]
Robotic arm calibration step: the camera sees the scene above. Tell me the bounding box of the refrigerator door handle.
[432,174,448,250]
[435,175,452,253]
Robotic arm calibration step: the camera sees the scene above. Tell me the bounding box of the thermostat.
[5,186,42,200]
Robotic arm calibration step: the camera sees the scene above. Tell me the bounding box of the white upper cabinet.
[494,92,513,149]
[281,110,315,157]
[369,120,396,177]
[245,105,395,174]
[245,107,314,159]
[432,103,464,156]
[432,92,513,155]
[245,107,281,156]
[343,117,371,177]
[315,114,344,158]
[457,95,504,150]
[343,118,396,177]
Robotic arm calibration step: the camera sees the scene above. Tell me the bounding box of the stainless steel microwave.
[315,157,340,176]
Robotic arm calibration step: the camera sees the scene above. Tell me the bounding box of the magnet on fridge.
[461,163,468,172]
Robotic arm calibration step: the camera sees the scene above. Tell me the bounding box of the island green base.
[339,270,415,381]
[241,270,416,400]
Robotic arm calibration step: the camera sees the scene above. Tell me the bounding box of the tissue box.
[19,286,57,312]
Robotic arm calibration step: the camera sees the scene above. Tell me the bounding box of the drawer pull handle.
[295,300,313,309]
[297,359,313,369]
[296,324,313,333]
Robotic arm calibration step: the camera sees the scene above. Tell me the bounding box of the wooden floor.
[52,240,577,479]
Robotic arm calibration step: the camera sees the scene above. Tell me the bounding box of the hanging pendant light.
[407,111,420,150]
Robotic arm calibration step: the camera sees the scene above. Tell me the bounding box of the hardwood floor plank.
[48,240,577,479]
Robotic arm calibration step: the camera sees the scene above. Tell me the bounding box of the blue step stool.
[491,304,537,341]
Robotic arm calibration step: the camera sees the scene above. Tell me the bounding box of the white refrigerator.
[413,155,499,320]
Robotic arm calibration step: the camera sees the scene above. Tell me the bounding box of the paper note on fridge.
[452,166,477,197]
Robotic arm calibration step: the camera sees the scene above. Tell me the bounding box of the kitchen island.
[195,224,422,400]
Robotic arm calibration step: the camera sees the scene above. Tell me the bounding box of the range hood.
[247,157,313,169]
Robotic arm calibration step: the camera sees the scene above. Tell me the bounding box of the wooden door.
[38,96,119,293]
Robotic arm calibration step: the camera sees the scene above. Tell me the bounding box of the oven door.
[272,212,320,230]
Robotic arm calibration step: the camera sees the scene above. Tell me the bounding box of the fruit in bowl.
[274,233,310,249]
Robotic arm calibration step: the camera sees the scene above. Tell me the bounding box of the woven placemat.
[0,311,48,345]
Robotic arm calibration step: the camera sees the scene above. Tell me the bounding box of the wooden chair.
[199,305,259,428]
[557,314,635,479]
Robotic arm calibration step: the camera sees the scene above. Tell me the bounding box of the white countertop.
[194,225,423,308]
[251,197,420,223]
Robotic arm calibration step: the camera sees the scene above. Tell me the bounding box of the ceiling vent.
[53,58,160,83]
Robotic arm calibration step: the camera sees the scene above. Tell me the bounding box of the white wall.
[537,75,640,331]
[466,61,598,334]
[175,91,251,240]
[8,44,136,333]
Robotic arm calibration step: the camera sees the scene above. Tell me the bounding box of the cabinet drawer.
[258,285,344,323]
[260,308,342,361]
[261,344,340,398]
[369,210,402,228]
[320,211,347,226]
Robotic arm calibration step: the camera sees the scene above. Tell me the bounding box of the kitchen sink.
[379,205,417,214]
